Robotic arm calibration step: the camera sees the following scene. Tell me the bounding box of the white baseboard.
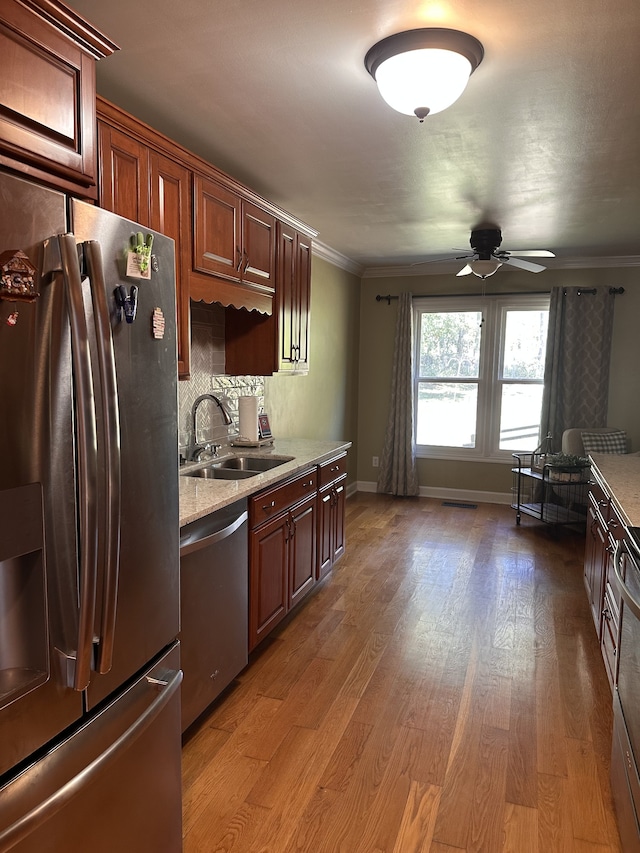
[355,480,512,506]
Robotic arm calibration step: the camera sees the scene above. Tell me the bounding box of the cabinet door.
[98,122,150,224]
[241,201,276,290]
[295,232,312,368]
[584,503,607,638]
[0,0,113,195]
[289,496,317,608]
[277,222,297,369]
[193,175,241,279]
[276,224,311,373]
[332,479,346,565]
[317,487,333,580]
[249,513,288,651]
[149,151,191,379]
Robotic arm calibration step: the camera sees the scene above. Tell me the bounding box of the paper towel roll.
[238,396,259,442]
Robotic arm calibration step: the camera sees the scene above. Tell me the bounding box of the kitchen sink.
[181,455,294,480]
[216,455,294,472]
[184,467,257,480]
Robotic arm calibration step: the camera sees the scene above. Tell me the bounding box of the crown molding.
[312,241,364,276]
[361,255,640,278]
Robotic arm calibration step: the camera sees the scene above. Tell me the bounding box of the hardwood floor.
[182,494,623,852]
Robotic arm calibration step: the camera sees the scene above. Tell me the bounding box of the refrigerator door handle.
[82,240,122,675]
[56,235,99,692]
[0,668,182,851]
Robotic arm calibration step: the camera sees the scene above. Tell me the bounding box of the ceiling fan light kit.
[364,28,484,121]
[468,259,503,279]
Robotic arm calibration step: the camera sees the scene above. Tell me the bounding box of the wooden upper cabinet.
[193,175,241,279]
[191,174,276,311]
[149,152,191,379]
[98,122,150,223]
[96,99,192,379]
[225,222,313,376]
[242,201,276,288]
[0,0,117,196]
[94,97,316,377]
[277,223,311,373]
[296,234,312,368]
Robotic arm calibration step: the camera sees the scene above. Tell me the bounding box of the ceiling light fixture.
[364,28,484,122]
[470,259,502,279]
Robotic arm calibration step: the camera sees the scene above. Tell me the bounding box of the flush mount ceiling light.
[364,28,484,121]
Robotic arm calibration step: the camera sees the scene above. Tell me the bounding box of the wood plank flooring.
[182,494,622,852]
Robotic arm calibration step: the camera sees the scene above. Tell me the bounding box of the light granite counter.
[179,438,352,526]
[589,453,640,527]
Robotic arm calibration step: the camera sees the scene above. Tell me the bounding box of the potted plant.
[546,452,590,482]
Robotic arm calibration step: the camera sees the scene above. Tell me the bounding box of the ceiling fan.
[415,228,555,278]
[453,228,554,278]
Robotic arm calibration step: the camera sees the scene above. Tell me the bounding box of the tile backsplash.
[177,302,264,458]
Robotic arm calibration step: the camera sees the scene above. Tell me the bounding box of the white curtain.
[377,293,419,496]
[540,286,615,452]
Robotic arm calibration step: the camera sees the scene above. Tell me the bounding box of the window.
[414,295,549,460]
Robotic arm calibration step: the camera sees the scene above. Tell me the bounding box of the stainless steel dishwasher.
[179,498,248,732]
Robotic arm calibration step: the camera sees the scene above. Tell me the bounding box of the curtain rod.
[375,287,625,305]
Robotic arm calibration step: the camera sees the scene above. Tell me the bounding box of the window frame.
[413,294,550,462]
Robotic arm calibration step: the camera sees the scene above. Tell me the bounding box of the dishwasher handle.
[180,511,248,556]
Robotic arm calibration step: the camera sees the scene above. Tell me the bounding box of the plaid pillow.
[581,430,627,454]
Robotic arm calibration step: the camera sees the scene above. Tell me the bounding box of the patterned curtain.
[377,293,420,496]
[540,286,615,452]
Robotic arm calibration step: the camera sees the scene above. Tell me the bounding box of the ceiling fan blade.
[504,250,555,257]
[410,252,473,267]
[502,256,547,273]
[456,264,473,277]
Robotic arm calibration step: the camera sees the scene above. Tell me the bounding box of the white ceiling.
[67,0,640,275]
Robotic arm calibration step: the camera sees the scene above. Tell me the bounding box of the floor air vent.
[441,501,478,509]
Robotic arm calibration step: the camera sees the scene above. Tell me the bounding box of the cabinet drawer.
[318,454,347,489]
[250,468,317,528]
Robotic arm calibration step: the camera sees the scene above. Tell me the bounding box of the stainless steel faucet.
[189,394,233,461]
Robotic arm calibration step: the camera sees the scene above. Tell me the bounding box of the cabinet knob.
[262,500,276,511]
[602,607,611,619]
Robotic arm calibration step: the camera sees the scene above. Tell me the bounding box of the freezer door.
[0,643,183,853]
[69,201,180,708]
[0,171,83,776]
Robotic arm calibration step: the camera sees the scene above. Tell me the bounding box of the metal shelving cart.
[511,453,590,527]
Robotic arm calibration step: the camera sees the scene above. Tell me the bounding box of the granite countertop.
[179,438,352,526]
[589,453,640,527]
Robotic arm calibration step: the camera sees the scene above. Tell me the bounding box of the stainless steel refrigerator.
[0,170,182,852]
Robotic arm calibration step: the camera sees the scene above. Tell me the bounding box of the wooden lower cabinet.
[317,454,348,580]
[249,470,318,651]
[584,478,624,690]
[584,496,608,638]
[318,477,346,580]
[250,510,288,647]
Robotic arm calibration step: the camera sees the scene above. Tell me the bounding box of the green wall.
[264,256,361,484]
[358,268,640,498]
